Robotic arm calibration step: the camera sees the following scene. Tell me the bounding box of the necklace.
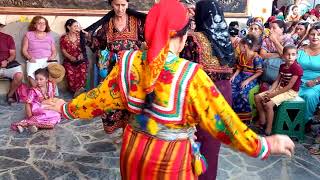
[37,84,48,100]
[67,33,78,43]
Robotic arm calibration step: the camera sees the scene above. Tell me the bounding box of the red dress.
[60,34,88,93]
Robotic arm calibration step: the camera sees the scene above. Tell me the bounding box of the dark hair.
[308,24,320,35]
[173,20,191,38]
[34,68,49,78]
[240,34,258,50]
[246,17,254,27]
[271,19,286,32]
[229,21,239,28]
[286,21,299,33]
[297,21,310,30]
[292,5,298,10]
[301,12,310,21]
[28,16,51,32]
[108,0,129,5]
[229,27,239,37]
[65,19,77,33]
[283,45,297,54]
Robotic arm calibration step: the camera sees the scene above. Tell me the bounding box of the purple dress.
[11,81,61,130]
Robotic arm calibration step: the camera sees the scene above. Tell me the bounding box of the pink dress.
[11,81,61,130]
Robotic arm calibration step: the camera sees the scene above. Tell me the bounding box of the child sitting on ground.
[11,65,64,133]
[254,45,303,135]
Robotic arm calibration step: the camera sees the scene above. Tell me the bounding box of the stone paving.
[0,102,320,180]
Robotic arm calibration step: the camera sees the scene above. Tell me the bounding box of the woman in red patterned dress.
[60,19,88,97]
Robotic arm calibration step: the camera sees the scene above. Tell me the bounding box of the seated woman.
[260,20,294,84]
[231,34,263,121]
[22,16,57,87]
[298,25,320,122]
[60,19,88,97]
[291,21,310,48]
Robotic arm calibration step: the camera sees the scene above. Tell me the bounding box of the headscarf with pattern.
[144,0,189,93]
[194,0,235,66]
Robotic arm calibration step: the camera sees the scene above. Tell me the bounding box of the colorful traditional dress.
[60,33,88,93]
[61,50,270,179]
[86,11,146,134]
[11,81,61,130]
[232,53,263,121]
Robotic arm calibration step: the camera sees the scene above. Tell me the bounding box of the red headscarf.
[144,0,189,93]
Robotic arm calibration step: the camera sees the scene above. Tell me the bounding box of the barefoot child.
[11,65,64,133]
[254,45,303,135]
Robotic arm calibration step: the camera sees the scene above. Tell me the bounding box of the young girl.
[255,45,303,135]
[286,5,301,22]
[11,68,61,133]
[231,34,264,121]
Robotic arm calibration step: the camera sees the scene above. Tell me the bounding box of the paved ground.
[0,101,320,180]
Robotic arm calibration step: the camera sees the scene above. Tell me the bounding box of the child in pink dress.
[11,68,61,133]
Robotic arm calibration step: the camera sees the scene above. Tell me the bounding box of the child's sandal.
[17,126,24,133]
[28,125,38,133]
[6,94,16,105]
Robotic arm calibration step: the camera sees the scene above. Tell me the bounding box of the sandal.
[309,144,320,155]
[6,94,16,105]
[17,126,24,133]
[28,125,38,133]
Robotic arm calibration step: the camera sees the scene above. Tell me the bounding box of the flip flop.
[6,95,16,105]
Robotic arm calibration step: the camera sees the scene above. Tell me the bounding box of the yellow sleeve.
[187,69,269,159]
[62,64,125,120]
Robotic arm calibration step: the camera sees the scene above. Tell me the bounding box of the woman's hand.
[265,134,295,157]
[306,80,317,87]
[269,32,279,43]
[230,75,236,82]
[1,60,8,68]
[241,79,251,89]
[42,98,66,113]
[81,30,89,37]
[29,59,36,63]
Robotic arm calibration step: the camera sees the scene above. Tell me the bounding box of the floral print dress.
[90,15,145,134]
